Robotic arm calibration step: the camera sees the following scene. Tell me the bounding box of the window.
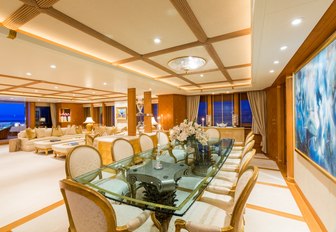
[83,107,90,120]
[0,101,25,127]
[152,104,158,121]
[240,93,252,127]
[197,96,207,125]
[35,106,51,127]
[213,94,233,126]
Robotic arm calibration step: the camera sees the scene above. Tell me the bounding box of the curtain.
[247,91,267,153]
[50,103,57,127]
[187,96,200,122]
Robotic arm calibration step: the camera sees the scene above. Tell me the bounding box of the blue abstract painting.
[295,35,336,179]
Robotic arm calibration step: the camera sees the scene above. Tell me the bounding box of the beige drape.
[247,91,267,153]
[50,103,57,127]
[187,96,200,122]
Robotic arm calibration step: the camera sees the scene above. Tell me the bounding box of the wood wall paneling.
[286,76,294,182]
[233,93,240,126]
[25,102,35,128]
[277,85,285,165]
[158,94,187,130]
[56,103,84,127]
[127,88,136,136]
[102,102,106,126]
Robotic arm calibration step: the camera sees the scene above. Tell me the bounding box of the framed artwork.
[294,32,336,181]
[116,107,127,121]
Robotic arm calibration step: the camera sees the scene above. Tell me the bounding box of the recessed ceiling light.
[26,72,32,76]
[38,99,41,101]
[154,38,161,44]
[200,74,204,77]
[72,94,76,96]
[270,70,275,73]
[149,88,152,91]
[291,18,303,26]
[280,46,288,51]
[212,92,215,95]
[103,82,107,86]
[50,64,56,69]
[273,60,279,64]
[10,97,14,100]
[54,86,58,89]
[34,90,38,93]
[92,91,96,94]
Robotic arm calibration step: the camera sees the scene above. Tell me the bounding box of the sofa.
[18,126,85,152]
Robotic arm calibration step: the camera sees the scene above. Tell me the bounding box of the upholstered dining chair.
[232,133,254,152]
[65,145,103,179]
[170,166,259,232]
[156,131,169,148]
[111,138,135,162]
[85,133,100,146]
[156,131,185,163]
[234,130,254,147]
[205,128,221,142]
[60,179,154,232]
[139,134,154,152]
[225,140,255,166]
[205,149,257,196]
[66,145,129,196]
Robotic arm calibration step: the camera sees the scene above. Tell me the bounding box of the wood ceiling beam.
[155,68,220,80]
[179,78,251,87]
[170,0,233,83]
[226,63,251,69]
[207,28,251,44]
[2,80,42,91]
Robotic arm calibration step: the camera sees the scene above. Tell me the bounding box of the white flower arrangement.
[169,119,208,145]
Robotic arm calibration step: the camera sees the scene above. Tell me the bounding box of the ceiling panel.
[186,71,224,84]
[28,82,80,92]
[120,60,170,78]
[188,0,251,37]
[150,46,217,74]
[213,35,251,67]
[75,89,111,95]
[159,77,189,87]
[14,87,57,94]
[54,0,197,54]
[0,0,22,22]
[199,83,232,89]
[228,66,251,80]
[20,14,132,63]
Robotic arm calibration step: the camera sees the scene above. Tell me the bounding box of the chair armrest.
[117,210,151,231]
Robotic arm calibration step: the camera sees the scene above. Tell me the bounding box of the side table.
[9,138,20,152]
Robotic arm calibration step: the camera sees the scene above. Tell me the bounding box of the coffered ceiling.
[0,0,333,103]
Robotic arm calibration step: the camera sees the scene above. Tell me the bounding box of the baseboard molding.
[290,181,327,232]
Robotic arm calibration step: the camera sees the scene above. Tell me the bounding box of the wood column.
[144,91,152,133]
[207,95,213,126]
[102,102,106,126]
[233,93,240,126]
[277,85,285,165]
[286,76,294,182]
[90,104,94,118]
[128,88,136,136]
[26,102,36,128]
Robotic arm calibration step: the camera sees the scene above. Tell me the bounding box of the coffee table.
[34,137,84,155]
[52,140,85,157]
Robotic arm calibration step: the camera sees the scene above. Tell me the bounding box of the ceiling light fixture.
[154,38,161,44]
[273,60,279,64]
[26,72,32,76]
[270,70,275,73]
[168,56,206,73]
[200,74,204,77]
[280,46,288,51]
[50,64,56,69]
[291,18,303,26]
[103,82,107,85]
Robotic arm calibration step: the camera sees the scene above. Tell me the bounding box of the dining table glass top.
[74,138,233,216]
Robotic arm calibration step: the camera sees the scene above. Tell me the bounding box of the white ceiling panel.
[120,60,170,78]
[150,46,217,74]
[159,77,189,87]
[213,35,251,67]
[186,71,225,84]
[73,89,110,95]
[0,76,31,85]
[20,14,132,63]
[54,0,197,54]
[228,66,251,80]
[188,0,251,37]
[0,0,22,22]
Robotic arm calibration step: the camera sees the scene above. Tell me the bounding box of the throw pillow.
[107,126,117,135]
[75,125,83,134]
[35,128,46,138]
[25,128,36,140]
[65,125,76,135]
[95,126,106,136]
[51,127,63,137]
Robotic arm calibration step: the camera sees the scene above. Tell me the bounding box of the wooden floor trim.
[0,200,64,231]
[256,181,288,189]
[246,203,305,222]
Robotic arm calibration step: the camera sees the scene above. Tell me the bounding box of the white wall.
[294,151,336,231]
[114,101,127,129]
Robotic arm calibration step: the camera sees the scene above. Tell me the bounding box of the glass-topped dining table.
[74,138,234,231]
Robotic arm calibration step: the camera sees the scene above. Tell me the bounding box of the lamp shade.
[39,117,46,122]
[83,117,95,124]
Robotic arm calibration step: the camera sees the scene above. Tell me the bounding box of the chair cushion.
[52,127,63,137]
[215,170,238,182]
[224,158,241,165]
[35,128,46,138]
[200,191,234,212]
[220,163,239,172]
[169,201,231,231]
[207,178,234,192]
[25,128,36,140]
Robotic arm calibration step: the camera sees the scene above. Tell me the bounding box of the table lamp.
[83,117,95,132]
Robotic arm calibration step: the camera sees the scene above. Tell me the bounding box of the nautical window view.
[0,101,25,140]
